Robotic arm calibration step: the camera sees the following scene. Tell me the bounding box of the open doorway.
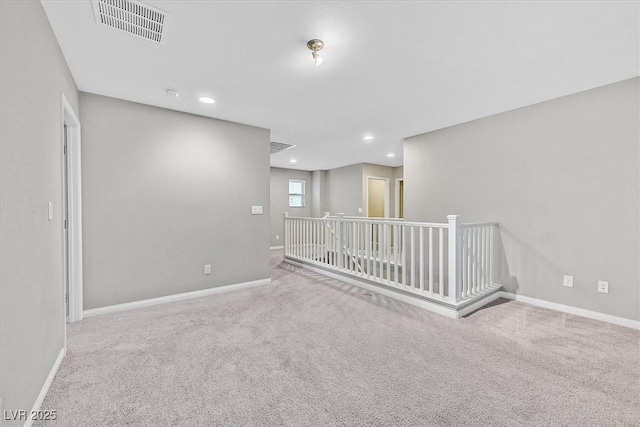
[61,94,83,328]
[367,177,389,218]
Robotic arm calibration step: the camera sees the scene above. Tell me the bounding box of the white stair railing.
[283,213,498,305]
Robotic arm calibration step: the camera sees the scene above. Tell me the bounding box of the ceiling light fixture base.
[306,39,324,52]
[307,39,325,66]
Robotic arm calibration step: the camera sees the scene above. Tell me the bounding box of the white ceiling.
[42,0,639,171]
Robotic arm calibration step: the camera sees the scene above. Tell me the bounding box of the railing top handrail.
[284,216,329,221]
[338,218,449,228]
[285,216,449,228]
[461,221,499,227]
[328,216,405,221]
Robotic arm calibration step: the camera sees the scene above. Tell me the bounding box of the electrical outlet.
[358,207,363,214]
[598,281,608,294]
[276,235,280,240]
[204,264,211,275]
[251,205,263,215]
[563,275,573,287]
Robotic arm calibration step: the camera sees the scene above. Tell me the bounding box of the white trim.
[83,278,271,318]
[24,348,65,427]
[365,176,390,218]
[394,177,404,218]
[270,245,284,250]
[61,94,83,325]
[498,291,640,330]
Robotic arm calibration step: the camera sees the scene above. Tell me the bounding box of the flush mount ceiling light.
[386,153,396,158]
[198,96,215,104]
[306,39,324,66]
[363,135,374,141]
[166,89,179,98]
[290,159,298,164]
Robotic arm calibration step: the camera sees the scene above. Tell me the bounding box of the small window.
[289,179,306,208]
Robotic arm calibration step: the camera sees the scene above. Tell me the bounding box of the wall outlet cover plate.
[598,281,609,294]
[563,275,574,287]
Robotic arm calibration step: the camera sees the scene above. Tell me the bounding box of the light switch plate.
[204,264,211,275]
[563,275,573,287]
[358,207,363,213]
[251,206,263,215]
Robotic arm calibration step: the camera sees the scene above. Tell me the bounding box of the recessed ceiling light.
[290,159,298,164]
[386,153,396,158]
[166,89,179,98]
[198,96,215,104]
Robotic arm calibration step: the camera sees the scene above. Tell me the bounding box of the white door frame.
[61,94,83,326]
[395,178,404,218]
[365,176,390,218]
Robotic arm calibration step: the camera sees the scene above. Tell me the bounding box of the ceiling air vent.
[270,141,296,155]
[92,0,168,44]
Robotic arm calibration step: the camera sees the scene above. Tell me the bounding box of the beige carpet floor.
[36,251,639,426]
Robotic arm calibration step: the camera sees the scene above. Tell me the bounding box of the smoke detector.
[92,0,168,44]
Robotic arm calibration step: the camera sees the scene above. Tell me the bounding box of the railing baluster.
[353,221,358,273]
[489,225,494,286]
[410,226,416,289]
[466,229,472,297]
[483,226,488,288]
[385,224,391,284]
[485,226,490,288]
[305,220,310,260]
[402,225,407,287]
[374,224,384,279]
[419,227,425,292]
[368,223,372,275]
[301,220,306,260]
[474,227,479,293]
[428,227,434,294]
[439,228,444,297]
[394,224,399,285]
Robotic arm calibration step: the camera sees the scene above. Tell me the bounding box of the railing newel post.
[447,215,461,303]
[283,212,289,257]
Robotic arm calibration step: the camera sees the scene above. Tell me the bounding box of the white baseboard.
[83,278,271,318]
[270,245,284,250]
[498,291,640,330]
[24,348,65,427]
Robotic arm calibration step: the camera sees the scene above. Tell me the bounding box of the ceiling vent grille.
[92,0,168,44]
[270,141,296,155]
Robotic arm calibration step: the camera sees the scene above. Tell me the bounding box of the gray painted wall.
[325,164,364,216]
[270,168,313,247]
[80,93,271,310]
[0,1,79,423]
[311,170,327,218]
[405,78,639,321]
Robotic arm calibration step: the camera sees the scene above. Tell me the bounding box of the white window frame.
[289,179,306,208]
